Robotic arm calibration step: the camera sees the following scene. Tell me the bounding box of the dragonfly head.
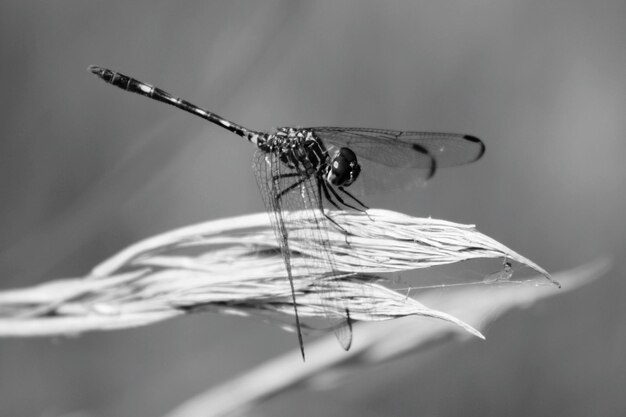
[327,147,361,187]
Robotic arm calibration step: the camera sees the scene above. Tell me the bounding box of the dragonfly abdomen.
[89,65,261,144]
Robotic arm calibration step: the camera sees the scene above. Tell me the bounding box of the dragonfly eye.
[327,147,361,187]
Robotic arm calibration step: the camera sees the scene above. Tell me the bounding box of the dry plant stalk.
[0,209,558,341]
[164,259,609,417]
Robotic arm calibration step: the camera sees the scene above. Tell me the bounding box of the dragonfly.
[88,65,485,360]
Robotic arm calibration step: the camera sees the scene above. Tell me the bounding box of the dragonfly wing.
[253,149,354,353]
[309,127,485,172]
[253,150,306,358]
[334,305,353,350]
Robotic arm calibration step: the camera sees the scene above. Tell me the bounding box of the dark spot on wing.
[426,156,437,178]
[411,143,437,178]
[463,135,486,161]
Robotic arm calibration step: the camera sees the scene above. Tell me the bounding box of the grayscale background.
[1,1,625,416]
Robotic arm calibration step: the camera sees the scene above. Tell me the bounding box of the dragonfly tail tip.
[88,65,104,77]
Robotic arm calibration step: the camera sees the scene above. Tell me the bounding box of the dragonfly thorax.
[270,128,362,187]
[266,128,328,176]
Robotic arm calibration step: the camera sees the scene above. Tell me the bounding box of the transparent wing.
[253,149,354,351]
[306,127,485,177]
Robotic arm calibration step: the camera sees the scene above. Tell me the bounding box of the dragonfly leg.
[338,187,373,221]
[274,172,350,241]
[275,176,307,200]
[318,180,351,238]
[319,181,342,211]
[271,172,300,182]
[338,186,369,210]
[327,185,366,212]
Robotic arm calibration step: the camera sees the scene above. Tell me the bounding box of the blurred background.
[1,0,625,415]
